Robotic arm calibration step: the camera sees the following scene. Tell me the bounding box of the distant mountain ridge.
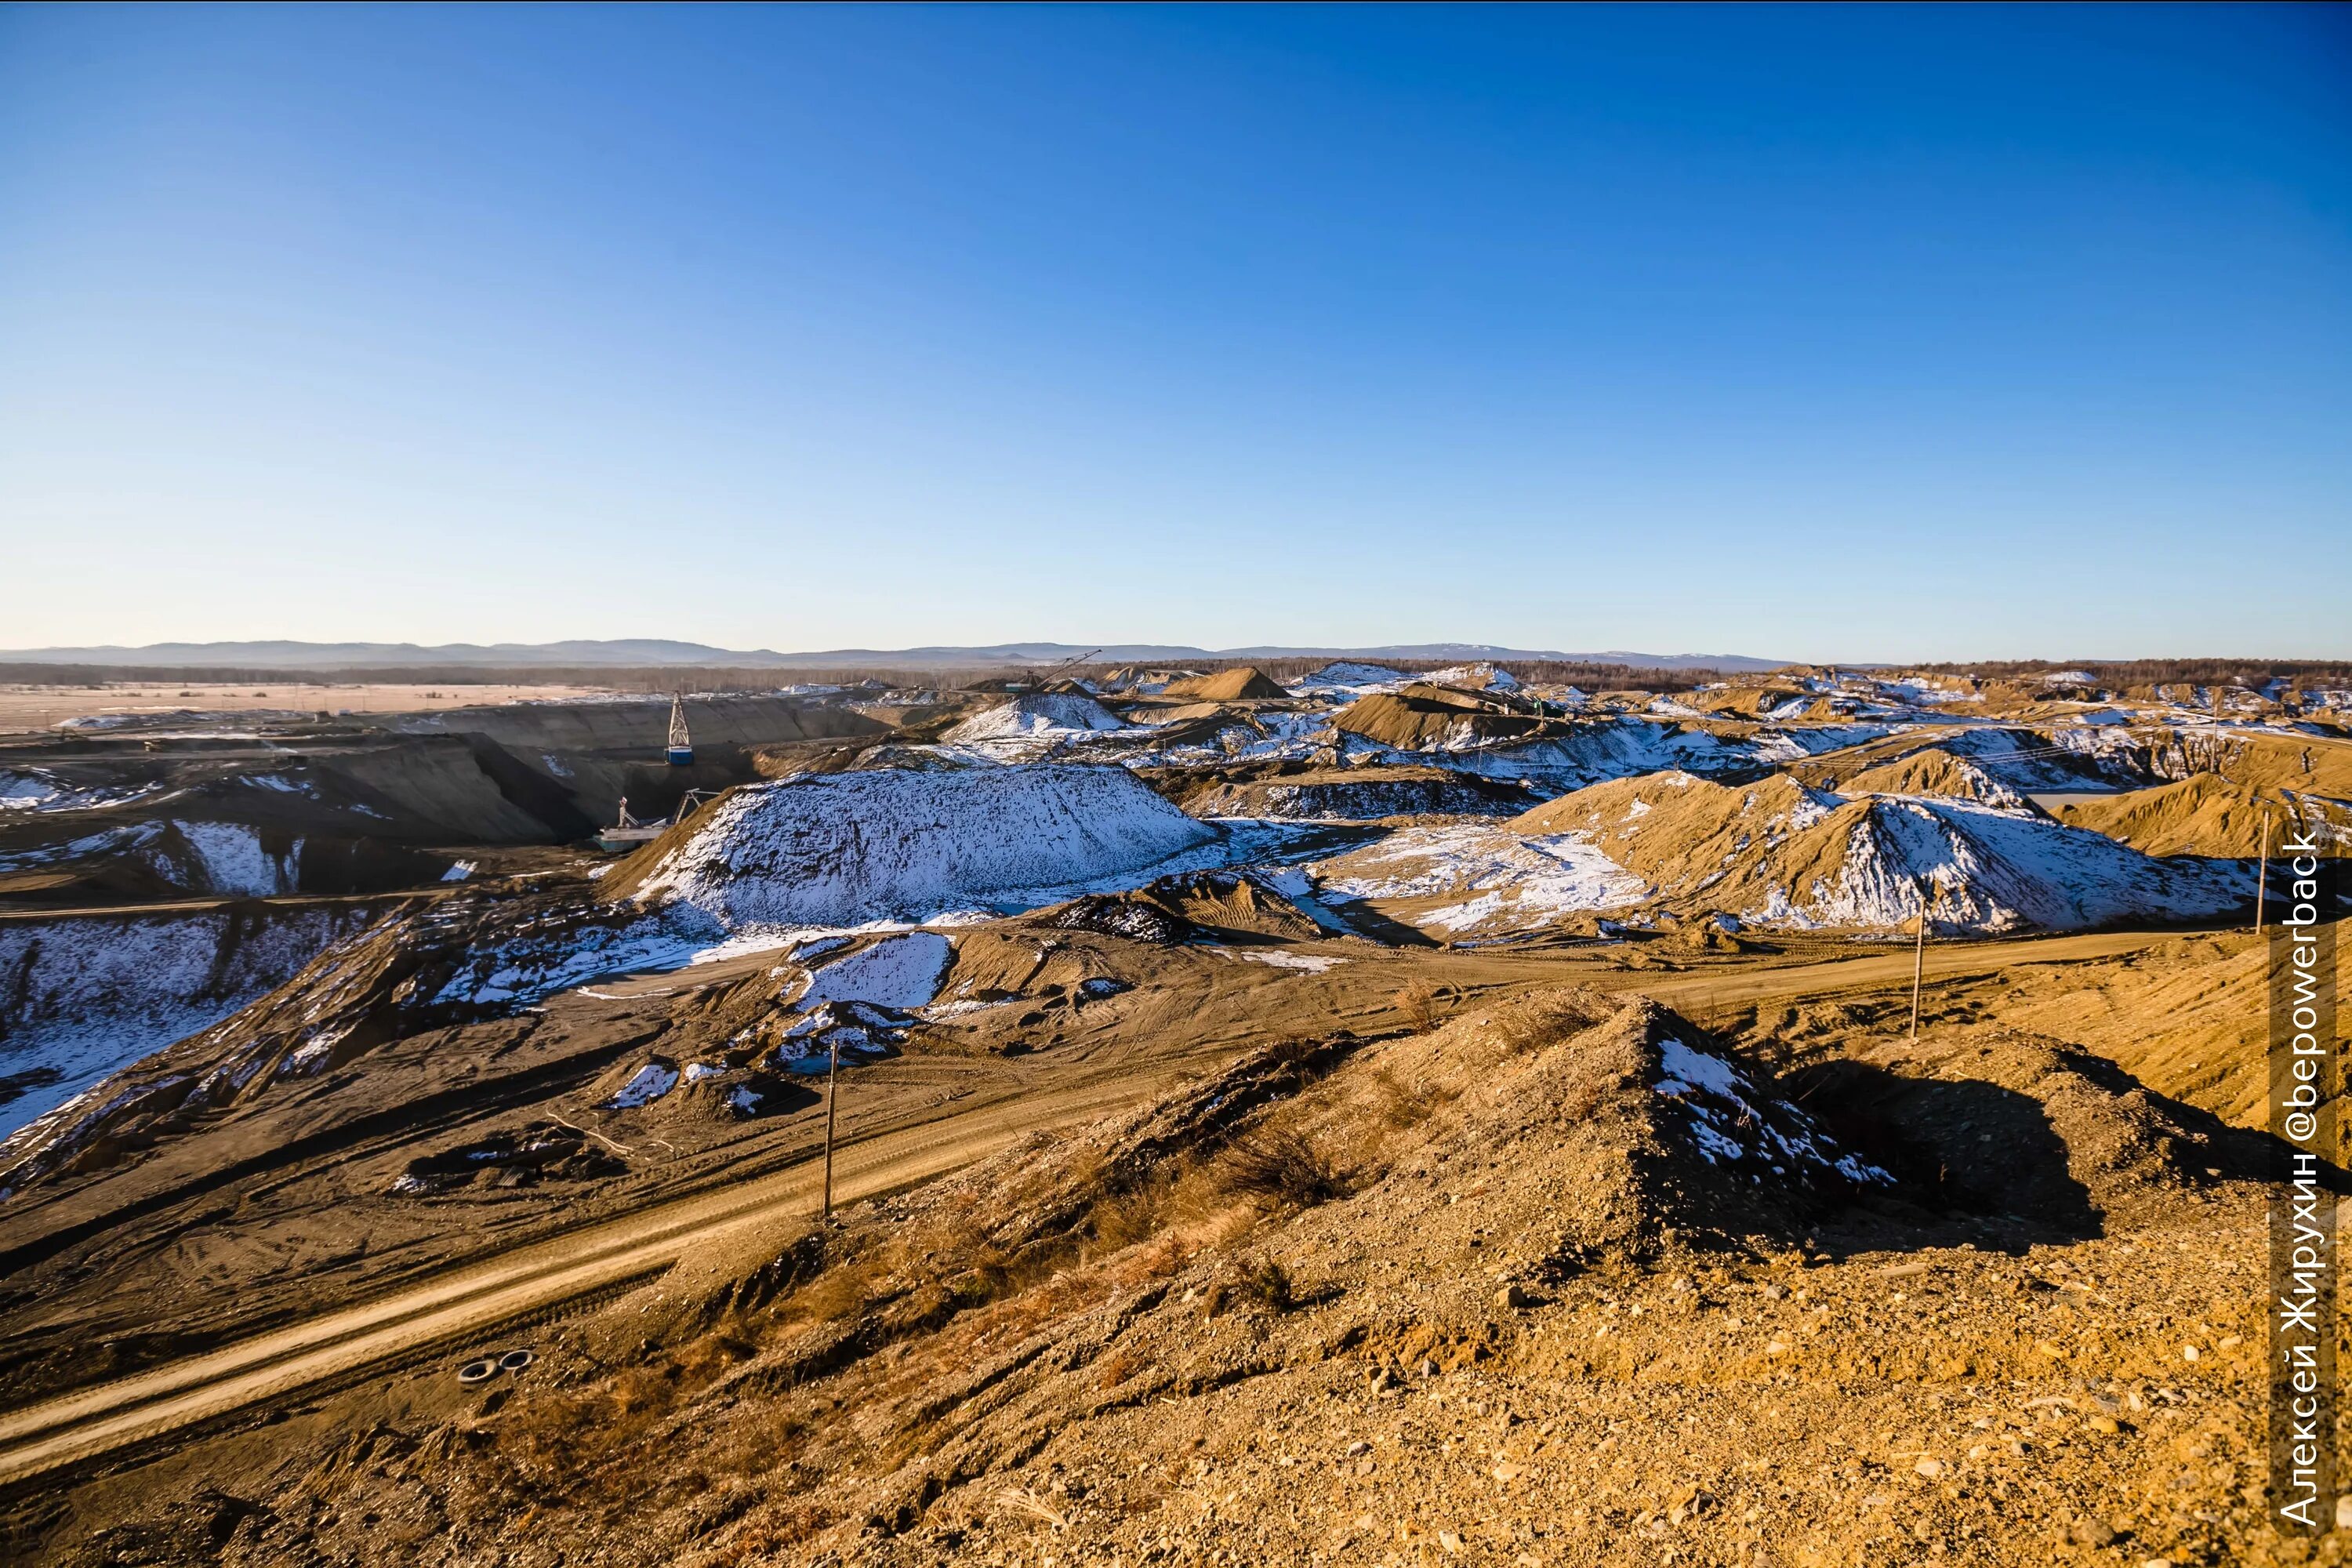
[0,639,1786,673]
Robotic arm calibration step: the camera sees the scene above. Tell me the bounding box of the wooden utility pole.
[2256,807,2273,936]
[822,1038,840,1221]
[1908,877,1933,1042]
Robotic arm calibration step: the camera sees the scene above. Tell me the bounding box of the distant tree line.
[1907,659,2352,687]
[39,655,2343,698]
[0,656,1733,694]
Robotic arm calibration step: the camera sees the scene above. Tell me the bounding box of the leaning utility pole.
[2256,806,2273,936]
[822,1036,840,1221]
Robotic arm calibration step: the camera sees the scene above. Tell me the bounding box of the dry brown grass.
[1216,1128,1349,1209]
[1490,989,1611,1054]
[713,1500,834,1563]
[1392,979,1441,1032]
[1370,1064,1454,1131]
[991,1484,1071,1530]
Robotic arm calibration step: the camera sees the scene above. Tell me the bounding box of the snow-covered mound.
[1288,662,1411,695]
[1516,773,2241,932]
[627,765,1221,928]
[942,693,1128,743]
[1309,769,2243,938]
[1425,662,1519,691]
[794,931,953,1011]
[0,768,164,814]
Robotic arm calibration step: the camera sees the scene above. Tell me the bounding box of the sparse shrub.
[1088,1181,1170,1252]
[1267,1035,1318,1068]
[1393,980,1440,1032]
[992,1485,1071,1530]
[676,1333,757,1378]
[964,1243,1013,1299]
[1233,1254,1295,1312]
[609,1363,677,1417]
[714,1501,833,1563]
[1218,1128,1348,1208]
[1492,990,1610,1054]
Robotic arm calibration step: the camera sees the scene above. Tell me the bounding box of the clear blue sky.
[2,5,2347,661]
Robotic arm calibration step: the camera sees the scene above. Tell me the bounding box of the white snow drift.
[631,764,1220,929]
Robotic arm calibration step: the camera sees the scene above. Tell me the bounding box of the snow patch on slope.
[1795,795,2241,932]
[1316,823,1647,933]
[794,932,953,1011]
[0,906,384,1143]
[1653,1036,1892,1185]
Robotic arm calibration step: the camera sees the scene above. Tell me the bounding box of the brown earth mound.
[1161,667,1287,702]
[2151,730,2352,800]
[1026,868,1333,946]
[78,985,2292,1568]
[1514,772,1838,897]
[2054,771,2348,857]
[1679,685,1810,719]
[1787,1027,2267,1232]
[1824,748,2038,811]
[1331,691,1566,751]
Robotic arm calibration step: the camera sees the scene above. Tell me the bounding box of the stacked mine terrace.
[0,655,2347,1566]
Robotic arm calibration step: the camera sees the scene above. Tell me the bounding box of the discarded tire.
[498,1348,535,1372]
[456,1359,499,1384]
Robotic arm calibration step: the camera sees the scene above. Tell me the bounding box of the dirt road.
[0,924,2182,1486]
[1624,925,2175,1013]
[0,1073,1163,1486]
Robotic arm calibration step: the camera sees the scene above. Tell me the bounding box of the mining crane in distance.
[1016,648,1100,691]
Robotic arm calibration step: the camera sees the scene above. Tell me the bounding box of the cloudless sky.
[2,4,2347,660]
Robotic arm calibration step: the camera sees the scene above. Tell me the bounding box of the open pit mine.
[0,659,2346,1566]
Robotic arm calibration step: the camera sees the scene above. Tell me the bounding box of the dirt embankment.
[395,695,887,755]
[16,966,2296,1568]
[1169,764,1532,820]
[1332,688,1569,751]
[2054,771,2350,858]
[1160,667,1288,702]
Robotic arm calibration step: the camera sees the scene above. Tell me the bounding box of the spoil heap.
[1515,773,2240,931]
[1160,667,1287,702]
[615,764,1219,928]
[2054,772,2349,857]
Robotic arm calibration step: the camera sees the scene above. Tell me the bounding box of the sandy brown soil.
[0,918,2336,1566]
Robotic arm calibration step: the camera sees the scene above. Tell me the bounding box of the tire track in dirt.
[0,1074,1162,1485]
[1617,926,2172,1014]
[0,925,2183,1484]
